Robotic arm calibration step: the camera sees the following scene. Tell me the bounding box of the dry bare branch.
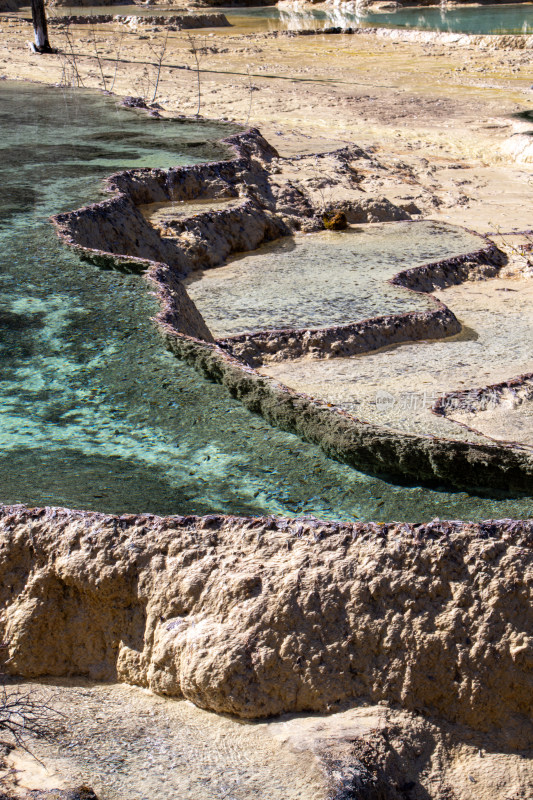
[146,28,170,105]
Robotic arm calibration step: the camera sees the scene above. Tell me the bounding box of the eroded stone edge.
[219,243,503,364]
[433,371,533,448]
[0,504,531,743]
[271,26,533,50]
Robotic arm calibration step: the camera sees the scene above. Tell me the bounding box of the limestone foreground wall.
[0,505,531,746]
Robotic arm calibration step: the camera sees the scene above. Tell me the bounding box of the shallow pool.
[185,222,482,337]
[140,197,242,230]
[1,81,531,520]
[361,2,533,35]
[225,4,533,36]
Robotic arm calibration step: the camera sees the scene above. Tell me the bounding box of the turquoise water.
[223,4,533,35]
[0,81,531,520]
[362,3,533,35]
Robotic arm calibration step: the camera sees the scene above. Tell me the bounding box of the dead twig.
[58,19,84,88]
[89,20,107,92]
[0,644,64,763]
[146,28,170,105]
[0,684,62,752]
[186,32,203,117]
[109,27,126,92]
[244,64,253,128]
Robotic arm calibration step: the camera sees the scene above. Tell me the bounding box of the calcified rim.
[0,503,531,737]
[46,13,232,28]
[433,371,533,450]
[50,116,533,496]
[270,25,533,49]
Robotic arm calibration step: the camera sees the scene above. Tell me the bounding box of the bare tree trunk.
[31,0,54,54]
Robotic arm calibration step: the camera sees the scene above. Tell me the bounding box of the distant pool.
[223,3,533,36]
[361,3,533,35]
[11,3,533,36]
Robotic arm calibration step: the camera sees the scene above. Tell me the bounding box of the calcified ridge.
[0,504,532,747]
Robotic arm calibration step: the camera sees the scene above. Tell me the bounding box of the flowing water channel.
[0,81,531,521]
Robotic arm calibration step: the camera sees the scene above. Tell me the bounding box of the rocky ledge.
[1,504,532,750]
[48,13,231,29]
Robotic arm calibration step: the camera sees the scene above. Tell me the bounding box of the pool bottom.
[184,222,481,338]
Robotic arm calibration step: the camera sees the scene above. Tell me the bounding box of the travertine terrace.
[0,4,532,798]
[52,127,533,492]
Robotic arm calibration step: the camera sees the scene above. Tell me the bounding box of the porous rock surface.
[434,372,533,448]
[219,303,461,366]
[52,129,287,278]
[47,0,138,6]
[119,14,231,28]
[48,13,231,29]
[281,25,533,51]
[1,505,531,748]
